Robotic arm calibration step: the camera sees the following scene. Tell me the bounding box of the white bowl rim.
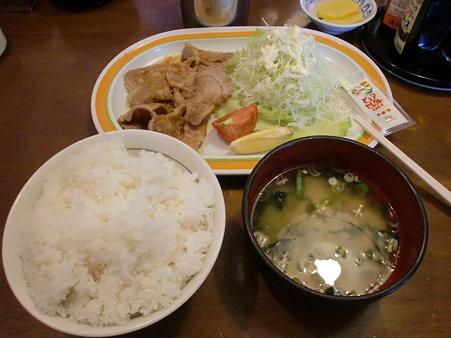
[2,130,226,337]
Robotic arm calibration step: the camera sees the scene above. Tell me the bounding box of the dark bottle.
[393,0,451,67]
[50,0,113,12]
[181,0,249,28]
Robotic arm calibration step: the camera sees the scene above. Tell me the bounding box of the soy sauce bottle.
[393,0,451,67]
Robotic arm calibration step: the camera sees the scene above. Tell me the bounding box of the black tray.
[361,10,451,91]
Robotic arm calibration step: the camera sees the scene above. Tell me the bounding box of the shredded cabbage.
[224,26,353,136]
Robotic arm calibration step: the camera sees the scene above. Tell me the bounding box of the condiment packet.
[339,79,415,135]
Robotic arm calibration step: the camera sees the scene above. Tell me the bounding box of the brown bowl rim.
[242,135,428,302]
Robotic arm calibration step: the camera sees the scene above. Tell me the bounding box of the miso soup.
[252,166,399,296]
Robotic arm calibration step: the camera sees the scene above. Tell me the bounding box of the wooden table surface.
[1,0,450,337]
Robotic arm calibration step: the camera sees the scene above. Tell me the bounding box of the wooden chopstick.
[354,114,451,207]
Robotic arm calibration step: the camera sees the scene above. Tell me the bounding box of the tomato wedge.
[212,105,258,142]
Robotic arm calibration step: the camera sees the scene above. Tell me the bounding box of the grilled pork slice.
[125,63,196,107]
[181,42,234,66]
[119,43,234,150]
[118,103,170,129]
[184,64,233,126]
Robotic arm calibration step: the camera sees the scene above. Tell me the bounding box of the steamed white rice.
[21,138,215,326]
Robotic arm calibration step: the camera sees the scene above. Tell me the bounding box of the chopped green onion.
[356,182,370,195]
[328,177,338,186]
[325,287,335,295]
[335,246,348,258]
[331,181,345,192]
[308,167,322,177]
[344,172,355,183]
[364,250,387,265]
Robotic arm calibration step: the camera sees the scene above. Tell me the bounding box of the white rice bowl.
[2,130,226,337]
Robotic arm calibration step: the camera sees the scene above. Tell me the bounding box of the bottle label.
[394,0,424,54]
[383,0,410,29]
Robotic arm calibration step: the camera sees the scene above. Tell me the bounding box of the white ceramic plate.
[91,26,392,175]
[2,130,226,337]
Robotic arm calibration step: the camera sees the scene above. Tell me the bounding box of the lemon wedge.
[317,0,360,20]
[229,127,293,155]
